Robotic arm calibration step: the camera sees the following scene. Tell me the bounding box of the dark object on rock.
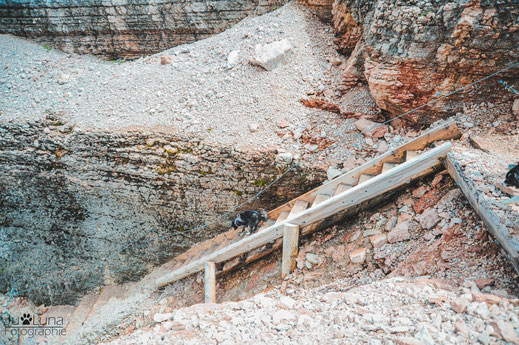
[504,163,519,188]
[231,210,268,236]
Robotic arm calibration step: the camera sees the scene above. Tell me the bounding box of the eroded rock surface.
[332,0,519,125]
[0,0,287,59]
[0,118,320,305]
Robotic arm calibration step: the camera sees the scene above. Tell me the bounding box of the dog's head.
[231,219,239,230]
[504,163,519,188]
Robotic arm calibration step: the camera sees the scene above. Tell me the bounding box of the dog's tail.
[260,209,268,221]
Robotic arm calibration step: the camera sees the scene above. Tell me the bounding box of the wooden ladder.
[156,120,461,301]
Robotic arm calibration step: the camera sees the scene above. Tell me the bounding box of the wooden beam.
[281,224,299,278]
[445,155,519,275]
[155,143,452,287]
[204,262,216,303]
[267,119,461,220]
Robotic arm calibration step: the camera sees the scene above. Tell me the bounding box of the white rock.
[153,312,174,323]
[272,310,296,324]
[227,49,240,68]
[280,296,296,309]
[251,39,293,71]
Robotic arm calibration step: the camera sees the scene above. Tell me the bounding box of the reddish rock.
[350,247,367,264]
[161,55,173,65]
[353,118,388,138]
[471,293,501,306]
[473,278,494,290]
[332,0,519,125]
[300,98,341,114]
[413,189,442,214]
[412,186,428,198]
[324,244,347,263]
[387,222,410,243]
[370,234,387,248]
[340,230,360,243]
[397,213,412,223]
[450,298,469,313]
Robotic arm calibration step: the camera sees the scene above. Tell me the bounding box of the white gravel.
[100,277,519,345]
[0,2,343,151]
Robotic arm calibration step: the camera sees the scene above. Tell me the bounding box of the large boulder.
[331,0,519,125]
[252,39,293,71]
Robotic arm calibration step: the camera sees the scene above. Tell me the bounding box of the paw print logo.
[20,313,32,325]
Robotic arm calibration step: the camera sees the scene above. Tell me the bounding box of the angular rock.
[350,247,367,264]
[420,208,440,230]
[161,55,173,65]
[387,222,410,243]
[472,293,501,306]
[154,312,174,323]
[370,234,387,249]
[353,118,388,138]
[227,49,240,68]
[455,319,469,338]
[493,320,519,344]
[251,39,293,71]
[450,298,469,314]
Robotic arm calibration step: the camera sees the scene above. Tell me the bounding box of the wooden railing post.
[281,223,299,278]
[204,262,216,303]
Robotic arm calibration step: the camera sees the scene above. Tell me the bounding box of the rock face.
[331,0,519,125]
[0,0,288,60]
[0,118,320,305]
[297,0,334,21]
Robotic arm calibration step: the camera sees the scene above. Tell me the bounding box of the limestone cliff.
[0,0,287,60]
[0,117,321,305]
[331,0,519,125]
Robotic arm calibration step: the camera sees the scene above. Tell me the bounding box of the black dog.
[231,210,268,236]
[504,163,519,188]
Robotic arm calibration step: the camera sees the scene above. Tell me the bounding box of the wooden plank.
[382,162,398,173]
[445,155,519,275]
[275,211,290,224]
[155,143,452,287]
[281,224,299,278]
[312,194,331,207]
[334,183,353,196]
[358,174,374,184]
[288,200,308,217]
[405,151,419,161]
[204,262,216,303]
[267,120,461,220]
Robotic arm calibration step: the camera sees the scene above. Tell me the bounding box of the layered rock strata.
[0,0,287,59]
[0,117,320,305]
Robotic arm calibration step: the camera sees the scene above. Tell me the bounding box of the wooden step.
[358,174,374,184]
[334,183,353,196]
[405,150,419,161]
[382,162,398,173]
[312,194,330,207]
[258,219,275,231]
[275,211,290,224]
[287,200,309,219]
[157,142,455,287]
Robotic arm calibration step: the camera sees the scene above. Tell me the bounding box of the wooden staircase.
[156,120,461,288]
